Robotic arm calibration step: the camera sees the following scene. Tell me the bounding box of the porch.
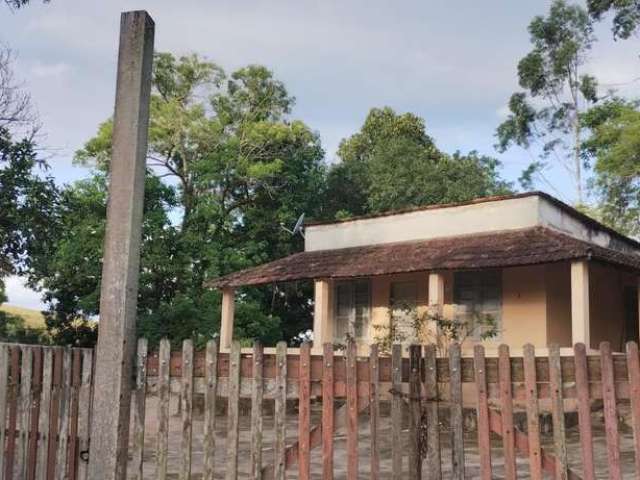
[212,227,640,355]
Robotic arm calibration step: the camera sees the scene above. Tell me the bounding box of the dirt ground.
[130,395,638,479]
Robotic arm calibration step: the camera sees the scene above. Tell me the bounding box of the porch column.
[220,287,235,350]
[427,272,445,342]
[571,260,590,348]
[313,279,332,353]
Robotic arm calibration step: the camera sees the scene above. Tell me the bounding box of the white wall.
[305,196,541,251]
[305,194,640,255]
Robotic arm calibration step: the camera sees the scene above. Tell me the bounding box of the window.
[454,270,502,339]
[335,279,371,341]
[391,281,418,344]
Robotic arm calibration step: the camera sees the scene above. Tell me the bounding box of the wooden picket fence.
[1,338,640,479]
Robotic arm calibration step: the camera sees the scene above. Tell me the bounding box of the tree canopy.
[327,107,511,218]
[496,0,598,204]
[581,98,640,237]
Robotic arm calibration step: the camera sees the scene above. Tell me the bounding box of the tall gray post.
[88,11,154,480]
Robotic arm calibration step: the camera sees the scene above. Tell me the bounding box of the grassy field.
[0,304,46,330]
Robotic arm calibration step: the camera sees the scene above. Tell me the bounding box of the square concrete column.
[313,279,332,353]
[571,260,590,347]
[220,287,235,350]
[88,11,154,480]
[427,272,445,342]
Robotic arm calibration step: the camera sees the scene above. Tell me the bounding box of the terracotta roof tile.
[207,227,640,288]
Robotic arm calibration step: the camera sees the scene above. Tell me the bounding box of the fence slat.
[346,340,358,480]
[298,342,311,480]
[75,350,92,480]
[156,338,170,480]
[322,343,334,480]
[391,344,403,480]
[55,348,71,480]
[473,344,491,480]
[180,340,194,480]
[274,341,287,480]
[600,341,622,480]
[498,345,516,480]
[6,346,20,480]
[424,344,440,480]
[28,347,42,480]
[47,348,63,480]
[203,340,218,480]
[574,343,595,480]
[225,341,240,480]
[549,344,568,480]
[131,339,148,480]
[251,342,264,480]
[408,345,422,480]
[18,347,33,480]
[448,343,464,480]
[369,344,380,480]
[0,344,9,480]
[627,342,640,480]
[36,348,52,480]
[67,350,81,480]
[522,344,542,480]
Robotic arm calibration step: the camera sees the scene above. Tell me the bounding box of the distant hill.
[0,304,46,331]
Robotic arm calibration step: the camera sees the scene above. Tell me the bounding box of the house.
[209,192,640,354]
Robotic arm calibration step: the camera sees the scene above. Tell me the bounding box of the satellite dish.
[281,213,305,238]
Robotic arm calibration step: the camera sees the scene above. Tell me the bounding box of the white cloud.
[30,61,72,78]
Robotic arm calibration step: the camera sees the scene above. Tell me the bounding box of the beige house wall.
[326,261,637,353]
[500,265,548,347]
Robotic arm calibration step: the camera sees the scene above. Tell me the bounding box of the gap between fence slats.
[448,343,464,480]
[203,340,218,480]
[346,340,359,480]
[273,341,287,480]
[180,339,194,480]
[549,344,569,480]
[369,344,380,480]
[498,344,516,480]
[131,339,148,480]
[156,338,170,480]
[251,342,264,480]
[474,344,491,480]
[7,346,19,480]
[76,349,92,480]
[523,343,542,480]
[424,344,440,480]
[601,341,622,480]
[574,343,595,480]
[322,343,334,480]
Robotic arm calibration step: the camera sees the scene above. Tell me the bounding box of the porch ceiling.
[207,226,640,288]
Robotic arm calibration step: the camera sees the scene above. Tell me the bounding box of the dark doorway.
[623,286,639,345]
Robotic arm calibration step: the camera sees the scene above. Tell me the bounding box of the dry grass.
[0,304,46,330]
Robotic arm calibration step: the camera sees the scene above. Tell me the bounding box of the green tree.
[327,107,511,218]
[496,0,598,204]
[588,0,640,39]
[581,98,640,236]
[36,53,325,346]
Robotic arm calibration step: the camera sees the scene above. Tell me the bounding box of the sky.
[1,0,639,309]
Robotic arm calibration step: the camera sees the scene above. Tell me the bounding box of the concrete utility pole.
[88,11,154,480]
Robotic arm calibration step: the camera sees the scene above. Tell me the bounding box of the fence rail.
[0,339,639,479]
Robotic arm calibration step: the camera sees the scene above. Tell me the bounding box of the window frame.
[453,269,503,341]
[333,278,372,342]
